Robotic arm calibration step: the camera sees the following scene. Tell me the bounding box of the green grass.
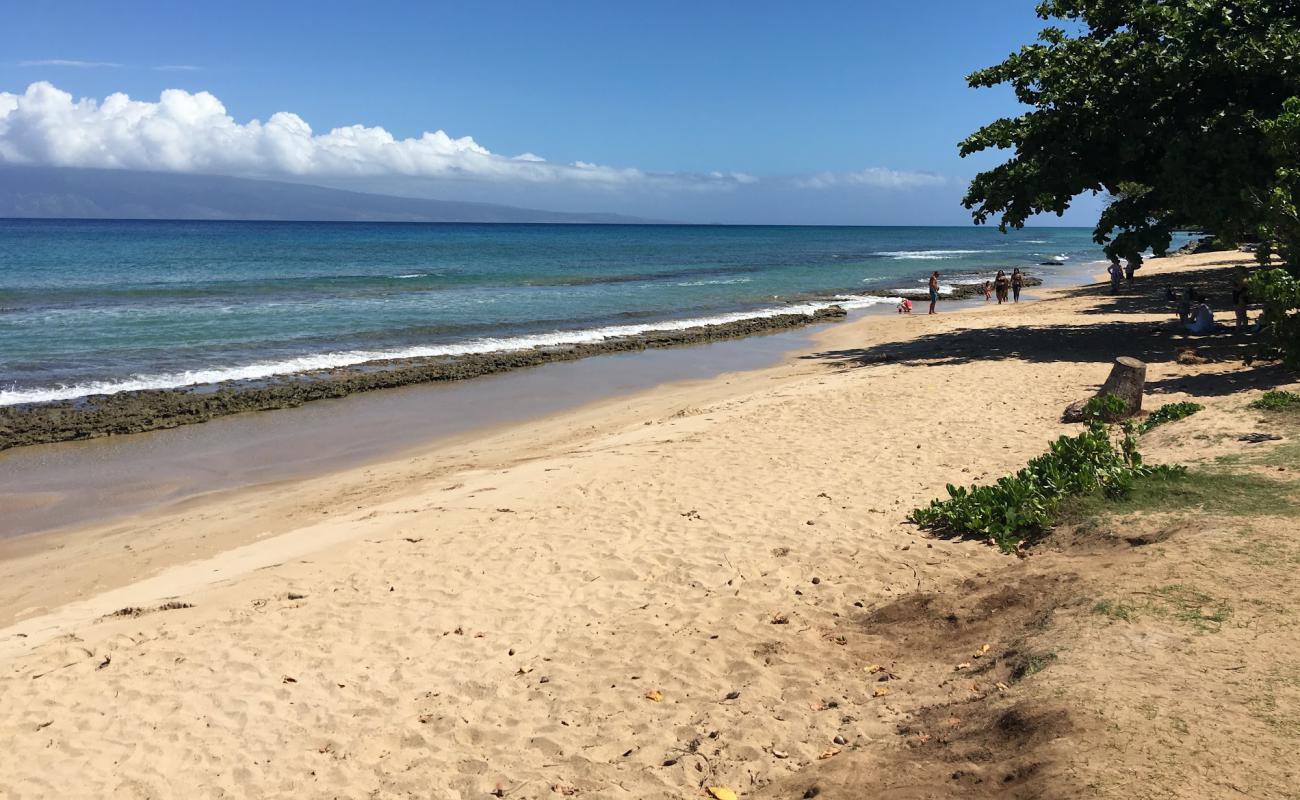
[1092,599,1140,622]
[1247,668,1300,738]
[1092,585,1232,632]
[1151,584,1232,632]
[1228,538,1300,567]
[1249,391,1300,411]
[1062,467,1300,519]
[1216,436,1300,468]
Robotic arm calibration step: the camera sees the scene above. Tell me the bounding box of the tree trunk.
[1098,357,1147,416]
[1063,357,1147,422]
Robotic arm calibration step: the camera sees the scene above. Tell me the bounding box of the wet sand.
[0,324,817,538]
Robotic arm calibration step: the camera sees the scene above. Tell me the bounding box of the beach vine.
[909,422,1183,553]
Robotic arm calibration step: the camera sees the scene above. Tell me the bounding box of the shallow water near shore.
[0,321,818,538]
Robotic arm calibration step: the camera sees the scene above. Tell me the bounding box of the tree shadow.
[1055,265,1252,316]
[802,318,1291,399]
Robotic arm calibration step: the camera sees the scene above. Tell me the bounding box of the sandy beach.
[2,250,1298,799]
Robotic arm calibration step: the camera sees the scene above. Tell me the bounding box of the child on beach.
[983,280,993,301]
[897,297,913,314]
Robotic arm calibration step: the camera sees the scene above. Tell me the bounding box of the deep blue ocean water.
[0,220,1119,405]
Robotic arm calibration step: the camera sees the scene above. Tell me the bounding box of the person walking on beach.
[1108,260,1123,294]
[1011,268,1024,303]
[928,271,940,315]
[994,270,1010,304]
[983,280,993,301]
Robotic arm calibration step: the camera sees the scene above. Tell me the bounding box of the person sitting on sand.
[1011,268,1024,303]
[928,271,940,315]
[897,297,913,314]
[983,280,993,301]
[994,270,1010,304]
[1185,301,1219,335]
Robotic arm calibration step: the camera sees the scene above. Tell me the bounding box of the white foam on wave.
[392,273,428,279]
[675,277,752,287]
[875,249,990,260]
[0,295,899,407]
[882,284,960,296]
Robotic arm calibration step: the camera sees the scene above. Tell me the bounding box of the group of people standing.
[901,268,1025,316]
[982,268,1023,304]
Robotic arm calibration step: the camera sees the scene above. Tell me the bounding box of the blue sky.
[0,1,1103,225]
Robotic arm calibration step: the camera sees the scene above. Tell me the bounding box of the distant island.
[0,165,656,224]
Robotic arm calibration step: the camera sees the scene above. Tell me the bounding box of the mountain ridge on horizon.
[0,165,662,224]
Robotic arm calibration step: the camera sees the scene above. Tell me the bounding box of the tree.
[959,0,1300,270]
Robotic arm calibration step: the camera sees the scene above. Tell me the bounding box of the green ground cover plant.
[1138,402,1203,433]
[1250,391,1300,411]
[909,423,1182,552]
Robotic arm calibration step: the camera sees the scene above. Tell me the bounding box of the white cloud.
[0,81,752,190]
[154,64,201,72]
[0,82,946,197]
[18,59,122,68]
[794,167,947,190]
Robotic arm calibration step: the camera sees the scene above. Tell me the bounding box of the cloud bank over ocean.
[0,82,762,190]
[0,82,943,197]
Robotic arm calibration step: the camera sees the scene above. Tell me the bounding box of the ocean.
[0,220,1114,406]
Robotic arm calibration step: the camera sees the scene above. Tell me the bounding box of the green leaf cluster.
[1249,389,1300,410]
[1137,401,1204,432]
[909,423,1182,552]
[960,0,1300,267]
[1248,268,1300,367]
[1081,393,1127,423]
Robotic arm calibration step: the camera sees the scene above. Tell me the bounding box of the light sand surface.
[0,250,1291,798]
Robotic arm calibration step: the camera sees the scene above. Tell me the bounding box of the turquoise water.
[0,220,1112,405]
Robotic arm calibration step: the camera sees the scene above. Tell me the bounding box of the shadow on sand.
[801,269,1291,399]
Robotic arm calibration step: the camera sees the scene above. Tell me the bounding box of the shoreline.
[0,276,1042,452]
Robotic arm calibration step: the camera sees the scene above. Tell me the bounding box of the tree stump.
[1063,357,1147,422]
[1099,357,1147,414]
